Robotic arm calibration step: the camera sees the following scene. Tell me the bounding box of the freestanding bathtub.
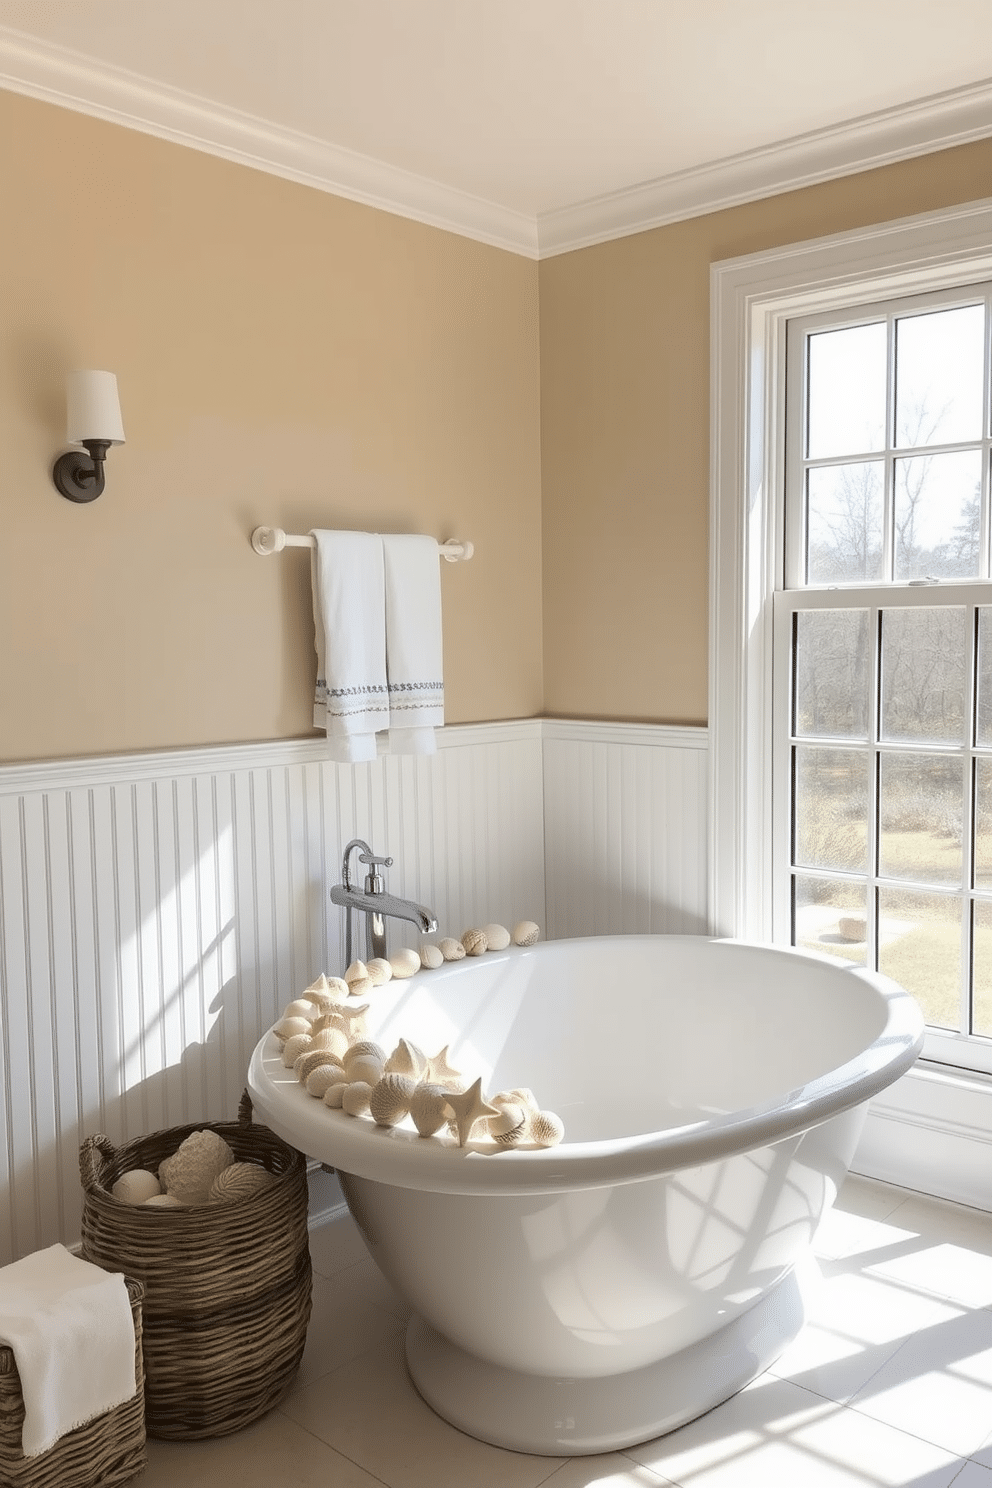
[248,935,923,1455]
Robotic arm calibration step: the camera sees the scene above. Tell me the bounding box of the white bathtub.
[248,935,923,1454]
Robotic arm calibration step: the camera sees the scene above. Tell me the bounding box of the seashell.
[143,1192,184,1208]
[366,957,393,986]
[385,1037,428,1080]
[481,923,511,951]
[209,1162,275,1202]
[111,1169,162,1205]
[324,976,351,1001]
[426,1045,463,1088]
[444,1078,500,1148]
[322,1078,349,1108]
[409,1083,452,1138]
[460,928,488,957]
[369,1073,417,1127]
[306,973,331,995]
[344,960,369,985]
[309,1025,350,1060]
[159,1130,235,1205]
[420,944,444,970]
[347,976,375,1001]
[306,1064,347,1100]
[531,1110,565,1148]
[346,1054,385,1087]
[281,1032,313,1068]
[283,998,317,1022]
[491,1092,533,1140]
[295,1049,341,1085]
[438,937,466,962]
[389,947,421,979]
[343,1040,387,1069]
[304,989,339,1016]
[487,1102,526,1146]
[512,920,540,947]
[342,1081,374,1117]
[274,1015,312,1043]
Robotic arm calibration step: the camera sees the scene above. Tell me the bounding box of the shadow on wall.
[547,858,709,940]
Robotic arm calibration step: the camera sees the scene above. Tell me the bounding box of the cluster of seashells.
[109,1129,276,1210]
[271,923,564,1150]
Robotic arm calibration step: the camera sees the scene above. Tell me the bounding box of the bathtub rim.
[246,934,924,1197]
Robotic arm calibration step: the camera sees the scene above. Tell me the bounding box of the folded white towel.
[0,1244,136,1458]
[382,533,445,755]
[311,530,389,763]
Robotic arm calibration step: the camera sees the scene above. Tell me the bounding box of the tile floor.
[133,1176,992,1488]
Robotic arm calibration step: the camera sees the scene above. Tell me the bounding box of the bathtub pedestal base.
[405,1263,809,1457]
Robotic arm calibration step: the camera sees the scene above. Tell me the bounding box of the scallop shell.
[498,1086,540,1116]
[438,937,466,962]
[306,1064,347,1100]
[490,1092,533,1140]
[273,1015,312,1043]
[409,1083,452,1138]
[460,928,488,957]
[481,923,511,951]
[209,1162,275,1202]
[346,1053,385,1087]
[385,1037,428,1080]
[369,1073,417,1127]
[366,957,393,986]
[512,920,540,947]
[281,1032,313,1068]
[322,1078,349,1108]
[419,944,444,970]
[282,998,317,1022]
[531,1110,565,1148]
[487,1102,526,1146]
[309,1025,350,1060]
[344,960,369,984]
[295,1049,341,1085]
[343,1040,387,1069]
[342,1081,374,1117]
[389,947,421,979]
[347,975,375,1001]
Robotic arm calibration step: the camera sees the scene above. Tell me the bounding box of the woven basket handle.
[238,1089,254,1126]
[79,1133,118,1191]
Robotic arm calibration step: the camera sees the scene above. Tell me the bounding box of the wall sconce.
[51,371,126,503]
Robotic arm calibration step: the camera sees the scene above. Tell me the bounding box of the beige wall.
[539,139,992,725]
[0,91,543,763]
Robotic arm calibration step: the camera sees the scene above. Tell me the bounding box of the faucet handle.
[359,847,392,896]
[358,849,393,870]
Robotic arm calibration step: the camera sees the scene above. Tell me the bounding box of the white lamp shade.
[66,370,125,446]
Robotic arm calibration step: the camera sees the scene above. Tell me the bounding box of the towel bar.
[251,527,473,562]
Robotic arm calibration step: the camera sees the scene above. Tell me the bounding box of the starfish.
[444,1077,499,1148]
[426,1045,463,1088]
[327,1001,369,1036]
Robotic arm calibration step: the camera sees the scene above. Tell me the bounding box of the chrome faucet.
[329,838,437,965]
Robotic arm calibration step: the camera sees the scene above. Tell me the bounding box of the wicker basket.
[79,1092,312,1441]
[0,1278,146,1488]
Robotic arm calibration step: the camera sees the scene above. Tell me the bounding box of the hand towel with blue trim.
[0,1244,137,1457]
[381,533,445,755]
[310,530,388,762]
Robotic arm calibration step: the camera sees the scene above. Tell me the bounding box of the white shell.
[209,1162,275,1202]
[342,1081,374,1117]
[409,1083,452,1138]
[389,947,421,979]
[461,928,488,957]
[306,1064,347,1099]
[426,1045,463,1088]
[438,937,466,962]
[346,1054,385,1087]
[512,920,540,947]
[343,1040,387,1069]
[488,1102,526,1146]
[324,976,351,1001]
[295,1049,341,1085]
[366,957,393,986]
[309,1025,350,1060]
[159,1130,235,1205]
[282,998,317,1022]
[344,960,369,984]
[325,1001,370,1036]
[531,1110,565,1148]
[419,944,444,970]
[347,975,375,1001]
[369,1073,417,1127]
[481,923,511,951]
[322,1079,349,1108]
[385,1037,428,1080]
[444,1078,500,1148]
[281,1032,313,1068]
[111,1169,162,1205]
[304,989,339,1016]
[273,1015,311,1042]
[143,1192,184,1208]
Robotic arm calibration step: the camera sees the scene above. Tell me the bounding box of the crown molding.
[0,24,539,258]
[1,22,990,261]
[538,76,992,256]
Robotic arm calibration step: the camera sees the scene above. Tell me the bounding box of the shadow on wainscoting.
[547,859,709,941]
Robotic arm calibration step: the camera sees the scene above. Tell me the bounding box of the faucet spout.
[330,840,437,963]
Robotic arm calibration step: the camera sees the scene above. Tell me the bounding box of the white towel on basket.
[311,530,389,763]
[0,1244,136,1458]
[382,533,445,755]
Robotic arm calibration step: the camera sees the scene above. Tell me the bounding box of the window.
[776,287,992,1073]
[710,198,992,1080]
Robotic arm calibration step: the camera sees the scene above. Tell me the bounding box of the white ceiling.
[1,0,991,256]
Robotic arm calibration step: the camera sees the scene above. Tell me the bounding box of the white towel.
[0,1244,137,1458]
[382,533,445,755]
[311,530,389,763]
